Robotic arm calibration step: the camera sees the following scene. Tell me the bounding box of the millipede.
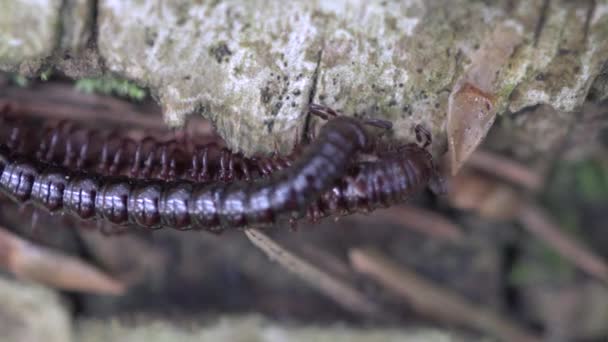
[0,103,383,232]
[305,142,445,223]
[0,106,260,183]
[0,103,444,232]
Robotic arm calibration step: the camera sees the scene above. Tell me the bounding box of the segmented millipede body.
[304,143,444,222]
[0,111,374,232]
[0,106,295,184]
[0,103,444,232]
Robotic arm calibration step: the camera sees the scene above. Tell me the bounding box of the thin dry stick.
[468,150,543,191]
[370,205,464,242]
[518,203,608,284]
[0,226,125,295]
[350,248,541,342]
[244,228,382,317]
[0,82,214,135]
[296,243,357,282]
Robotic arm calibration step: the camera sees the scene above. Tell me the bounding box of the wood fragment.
[244,228,383,317]
[0,226,126,295]
[447,24,523,174]
[296,243,356,282]
[467,150,543,191]
[448,169,522,220]
[349,248,542,342]
[355,205,463,242]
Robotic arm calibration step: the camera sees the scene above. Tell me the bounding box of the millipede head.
[414,124,432,149]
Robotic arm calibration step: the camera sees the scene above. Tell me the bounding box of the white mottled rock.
[98,1,322,155]
[0,0,62,73]
[0,0,607,155]
[0,276,72,342]
[77,315,473,342]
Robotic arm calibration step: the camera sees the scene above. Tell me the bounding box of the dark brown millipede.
[0,103,443,232]
[0,104,381,232]
[0,106,259,183]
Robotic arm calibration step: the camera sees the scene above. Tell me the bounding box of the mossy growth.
[547,157,608,206]
[572,160,608,202]
[39,68,53,81]
[6,67,54,86]
[510,158,608,285]
[75,76,147,101]
[9,74,29,87]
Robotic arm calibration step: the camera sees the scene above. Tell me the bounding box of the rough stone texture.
[54,0,102,78]
[77,315,477,342]
[97,1,322,155]
[0,0,607,156]
[0,276,72,342]
[58,0,93,51]
[0,0,62,74]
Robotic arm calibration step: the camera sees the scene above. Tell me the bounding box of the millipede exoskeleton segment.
[302,134,443,223]
[0,105,380,232]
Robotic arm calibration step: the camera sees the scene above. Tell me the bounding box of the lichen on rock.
[97,0,323,155]
[0,0,62,74]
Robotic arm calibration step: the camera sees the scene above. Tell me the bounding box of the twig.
[362,205,464,242]
[0,226,126,295]
[467,150,543,191]
[349,248,542,342]
[296,243,357,282]
[448,169,522,220]
[0,82,214,135]
[244,228,382,317]
[517,203,608,284]
[449,168,608,285]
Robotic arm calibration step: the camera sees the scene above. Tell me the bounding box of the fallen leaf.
[447,24,523,174]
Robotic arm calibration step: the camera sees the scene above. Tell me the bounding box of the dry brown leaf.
[447,24,523,174]
[448,83,497,175]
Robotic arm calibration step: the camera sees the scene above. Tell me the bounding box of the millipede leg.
[219,149,230,181]
[159,143,170,179]
[199,147,210,181]
[46,120,73,162]
[76,130,95,169]
[62,126,80,168]
[234,154,251,181]
[109,138,126,175]
[166,141,180,179]
[414,124,432,149]
[308,103,339,120]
